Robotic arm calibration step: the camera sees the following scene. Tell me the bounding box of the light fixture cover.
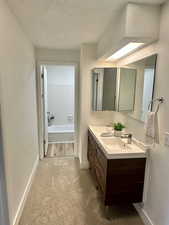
[106,42,144,61]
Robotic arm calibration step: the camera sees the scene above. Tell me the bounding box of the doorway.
[37,63,78,159]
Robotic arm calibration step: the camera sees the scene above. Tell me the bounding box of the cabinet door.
[88,133,96,178]
[106,158,146,204]
[88,134,94,163]
[95,145,107,172]
[95,157,106,192]
[117,68,136,112]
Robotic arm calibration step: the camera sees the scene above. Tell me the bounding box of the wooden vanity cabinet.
[88,130,146,206]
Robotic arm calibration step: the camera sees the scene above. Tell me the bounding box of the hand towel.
[145,111,159,144]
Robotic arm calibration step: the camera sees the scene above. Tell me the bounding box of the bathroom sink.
[100,137,131,152]
[89,125,147,158]
[100,132,113,137]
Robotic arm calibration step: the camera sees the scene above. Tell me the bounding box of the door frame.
[0,105,10,225]
[36,60,79,159]
[41,66,49,156]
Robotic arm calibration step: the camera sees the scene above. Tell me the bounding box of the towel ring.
[148,97,164,112]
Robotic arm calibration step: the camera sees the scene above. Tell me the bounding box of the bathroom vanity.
[88,126,147,206]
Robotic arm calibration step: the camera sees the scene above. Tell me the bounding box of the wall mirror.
[92,67,137,112]
[92,68,117,111]
[91,54,157,122]
[126,54,157,122]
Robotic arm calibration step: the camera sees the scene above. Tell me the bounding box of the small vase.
[114,130,122,137]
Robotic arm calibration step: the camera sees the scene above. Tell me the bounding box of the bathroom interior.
[42,65,75,157]
[1,1,169,225]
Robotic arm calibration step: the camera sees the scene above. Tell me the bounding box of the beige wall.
[79,44,126,167]
[116,2,169,225]
[79,44,97,166]
[35,48,80,63]
[0,0,39,224]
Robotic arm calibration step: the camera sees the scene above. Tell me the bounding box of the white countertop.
[89,125,147,159]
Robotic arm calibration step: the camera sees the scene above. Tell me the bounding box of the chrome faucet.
[47,112,55,125]
[121,133,132,144]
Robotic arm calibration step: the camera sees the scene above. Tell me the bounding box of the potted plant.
[113,122,125,137]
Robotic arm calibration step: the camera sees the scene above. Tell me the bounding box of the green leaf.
[113,122,125,131]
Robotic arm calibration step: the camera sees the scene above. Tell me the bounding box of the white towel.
[145,111,159,144]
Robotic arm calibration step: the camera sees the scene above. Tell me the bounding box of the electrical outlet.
[164,132,169,147]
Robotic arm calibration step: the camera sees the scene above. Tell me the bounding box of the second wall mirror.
[126,54,157,122]
[92,67,136,112]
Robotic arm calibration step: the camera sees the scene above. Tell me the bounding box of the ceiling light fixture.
[106,42,144,61]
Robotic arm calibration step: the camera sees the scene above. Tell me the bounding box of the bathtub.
[48,124,74,143]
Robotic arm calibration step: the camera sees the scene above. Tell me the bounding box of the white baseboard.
[134,203,155,225]
[80,160,89,169]
[12,157,39,225]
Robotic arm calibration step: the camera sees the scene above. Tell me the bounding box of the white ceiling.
[7,0,166,49]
